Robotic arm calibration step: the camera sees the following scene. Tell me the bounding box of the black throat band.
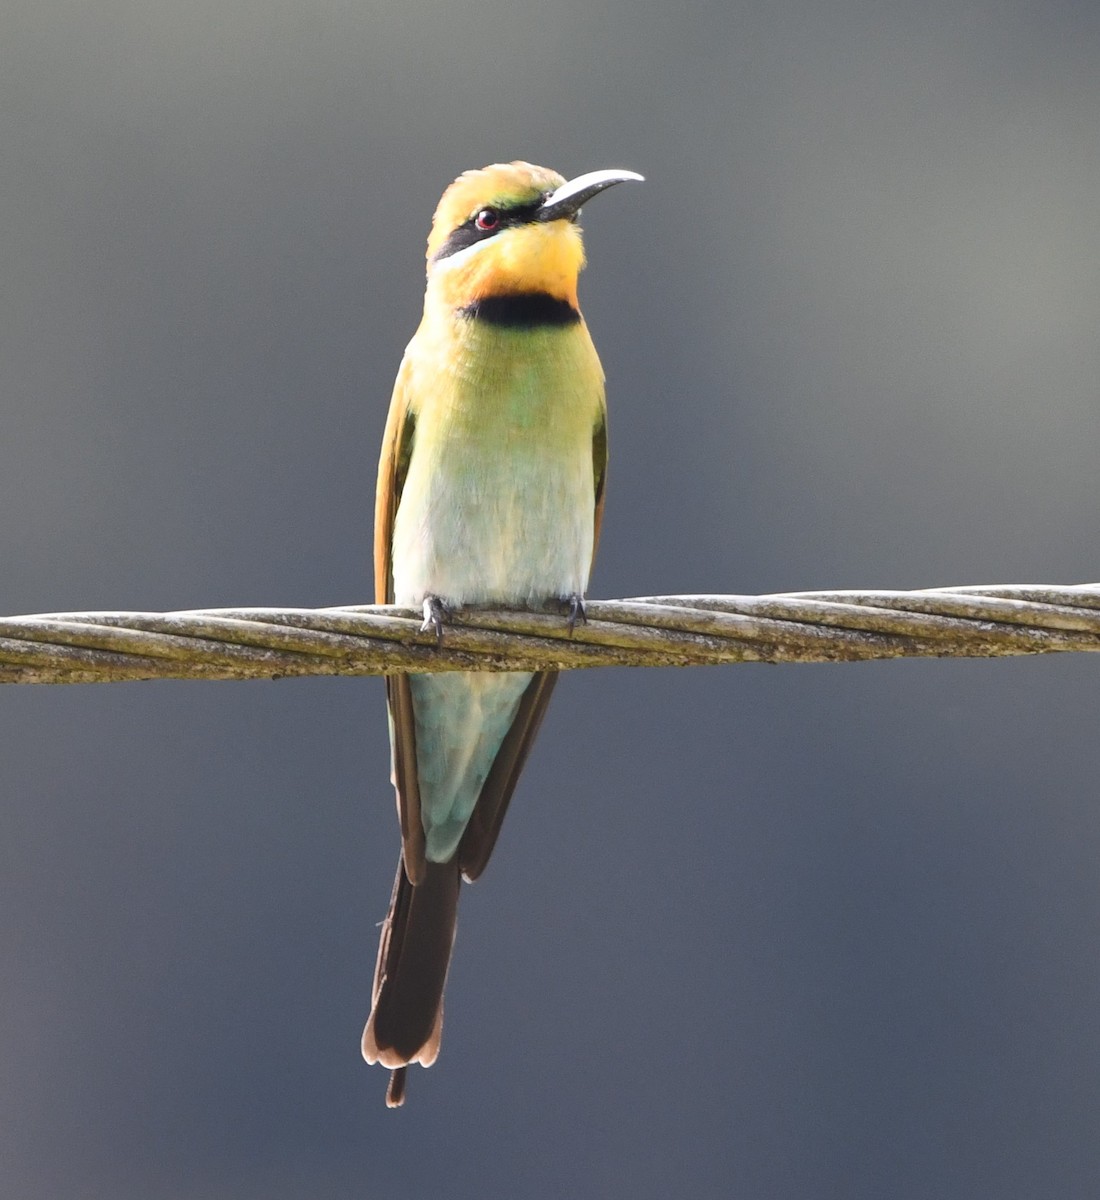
[460,293,581,329]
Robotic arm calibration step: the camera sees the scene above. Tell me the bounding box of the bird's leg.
[561,593,587,635]
[421,595,453,646]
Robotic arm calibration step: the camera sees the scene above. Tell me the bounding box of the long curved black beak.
[537,168,644,223]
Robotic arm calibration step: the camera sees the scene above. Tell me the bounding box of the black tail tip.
[385,1067,408,1108]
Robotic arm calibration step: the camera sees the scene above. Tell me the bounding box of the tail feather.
[362,855,460,1103]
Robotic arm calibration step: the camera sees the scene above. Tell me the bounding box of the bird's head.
[424,161,642,311]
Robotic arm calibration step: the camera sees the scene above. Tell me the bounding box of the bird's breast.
[390,320,604,608]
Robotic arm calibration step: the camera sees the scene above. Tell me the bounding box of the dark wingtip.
[386,1067,408,1108]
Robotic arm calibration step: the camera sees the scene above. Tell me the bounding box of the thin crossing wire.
[1,583,1098,685]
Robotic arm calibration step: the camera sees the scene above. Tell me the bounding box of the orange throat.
[429,220,585,310]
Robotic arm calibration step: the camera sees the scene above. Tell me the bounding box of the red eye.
[475,208,499,231]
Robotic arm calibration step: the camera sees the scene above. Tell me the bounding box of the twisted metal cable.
[1,583,1099,684]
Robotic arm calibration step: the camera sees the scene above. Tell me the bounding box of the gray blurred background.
[3,2,1100,1197]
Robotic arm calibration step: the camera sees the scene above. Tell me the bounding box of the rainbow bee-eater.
[363,161,642,1107]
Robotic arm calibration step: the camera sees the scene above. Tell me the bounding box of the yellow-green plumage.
[363,161,639,1107]
[391,316,605,608]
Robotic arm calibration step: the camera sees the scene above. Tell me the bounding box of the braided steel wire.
[1,583,1098,684]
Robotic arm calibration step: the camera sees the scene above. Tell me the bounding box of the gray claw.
[563,593,587,634]
[421,596,451,645]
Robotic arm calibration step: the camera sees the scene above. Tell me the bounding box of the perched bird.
[363,161,642,1107]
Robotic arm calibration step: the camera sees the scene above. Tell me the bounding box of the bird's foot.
[561,593,587,635]
[420,596,453,646]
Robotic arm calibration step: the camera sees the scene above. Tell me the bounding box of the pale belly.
[390,433,595,608]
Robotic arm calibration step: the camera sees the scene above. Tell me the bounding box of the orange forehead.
[426,161,565,261]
